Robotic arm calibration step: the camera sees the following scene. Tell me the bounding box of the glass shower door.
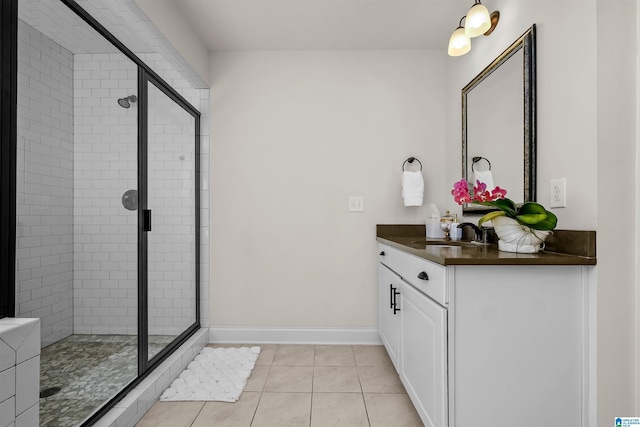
[144,79,197,361]
[16,2,141,424]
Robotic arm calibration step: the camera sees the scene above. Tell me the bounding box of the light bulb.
[448,26,471,56]
[465,2,491,38]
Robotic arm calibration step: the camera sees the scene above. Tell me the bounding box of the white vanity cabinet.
[378,244,448,427]
[377,241,594,427]
[377,262,401,369]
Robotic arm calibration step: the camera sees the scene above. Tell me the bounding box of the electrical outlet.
[550,178,566,208]
[348,196,365,212]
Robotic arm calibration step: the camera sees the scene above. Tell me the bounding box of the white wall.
[210,50,446,329]
[596,0,637,422]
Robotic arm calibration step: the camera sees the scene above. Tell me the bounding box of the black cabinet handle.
[393,289,401,315]
[389,284,394,309]
[417,271,429,281]
[379,251,385,256]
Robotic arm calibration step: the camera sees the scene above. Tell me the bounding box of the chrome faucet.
[457,222,490,244]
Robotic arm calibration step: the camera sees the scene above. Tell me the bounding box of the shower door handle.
[143,209,152,231]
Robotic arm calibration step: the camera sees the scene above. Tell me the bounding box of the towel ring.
[471,156,491,172]
[402,157,422,171]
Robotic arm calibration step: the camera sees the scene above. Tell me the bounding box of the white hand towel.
[473,169,494,191]
[402,171,424,207]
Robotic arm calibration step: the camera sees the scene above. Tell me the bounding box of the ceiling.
[18,0,208,87]
[17,0,484,86]
[19,0,118,53]
[172,0,477,51]
[19,0,483,54]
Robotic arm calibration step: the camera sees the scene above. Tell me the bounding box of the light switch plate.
[348,196,365,212]
[550,178,566,208]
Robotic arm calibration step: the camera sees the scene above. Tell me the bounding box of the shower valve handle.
[143,209,152,232]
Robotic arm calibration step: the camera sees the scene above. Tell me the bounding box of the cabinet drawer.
[405,255,447,307]
[378,243,447,307]
[378,244,409,275]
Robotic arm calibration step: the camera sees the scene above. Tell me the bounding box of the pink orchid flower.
[451,179,508,205]
[452,191,471,204]
[451,179,471,204]
[491,186,507,199]
[473,180,491,202]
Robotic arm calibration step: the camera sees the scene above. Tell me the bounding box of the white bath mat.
[160,346,261,402]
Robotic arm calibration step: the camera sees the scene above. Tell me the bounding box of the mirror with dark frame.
[461,24,536,214]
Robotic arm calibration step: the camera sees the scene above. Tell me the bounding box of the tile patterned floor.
[40,334,175,427]
[136,344,424,427]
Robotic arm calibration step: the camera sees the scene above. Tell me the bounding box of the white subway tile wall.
[16,16,211,345]
[72,52,139,335]
[16,20,74,347]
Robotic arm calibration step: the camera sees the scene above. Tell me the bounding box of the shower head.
[117,95,137,108]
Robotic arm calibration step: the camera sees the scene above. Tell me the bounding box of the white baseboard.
[209,326,381,345]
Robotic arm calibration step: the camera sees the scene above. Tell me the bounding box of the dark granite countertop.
[377,225,597,266]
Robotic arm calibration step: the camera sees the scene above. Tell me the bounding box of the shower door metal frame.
[4,0,202,425]
[0,0,17,320]
[137,70,201,373]
[61,1,202,423]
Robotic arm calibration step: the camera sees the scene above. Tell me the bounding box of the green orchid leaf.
[518,202,547,215]
[516,213,548,225]
[527,210,558,231]
[478,210,505,228]
[515,202,552,226]
[491,198,517,216]
[516,203,558,229]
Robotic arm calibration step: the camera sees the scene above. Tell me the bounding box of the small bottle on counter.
[450,214,462,241]
[440,210,454,240]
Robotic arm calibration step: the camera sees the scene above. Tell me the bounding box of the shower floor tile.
[40,334,174,427]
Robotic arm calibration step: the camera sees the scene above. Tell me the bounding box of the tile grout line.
[310,345,316,426]
[188,402,206,427]
[250,343,276,427]
[353,345,373,427]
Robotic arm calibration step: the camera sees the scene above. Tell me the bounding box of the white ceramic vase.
[491,216,551,253]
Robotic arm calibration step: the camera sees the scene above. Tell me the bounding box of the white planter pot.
[492,216,551,253]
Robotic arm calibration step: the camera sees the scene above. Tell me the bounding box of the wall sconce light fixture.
[447,17,471,57]
[465,0,491,37]
[448,1,500,57]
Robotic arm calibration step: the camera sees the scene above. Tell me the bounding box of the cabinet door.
[378,263,401,370]
[400,281,447,427]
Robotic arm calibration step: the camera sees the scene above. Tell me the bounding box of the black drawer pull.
[379,251,385,256]
[389,284,394,309]
[393,290,401,315]
[417,271,429,281]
